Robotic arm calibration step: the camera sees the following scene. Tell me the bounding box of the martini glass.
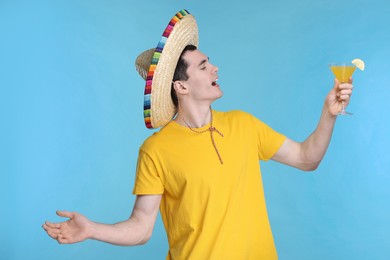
[329,62,356,115]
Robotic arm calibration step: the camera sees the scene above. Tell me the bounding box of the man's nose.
[213,64,219,73]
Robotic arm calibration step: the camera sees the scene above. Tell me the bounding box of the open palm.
[42,210,92,244]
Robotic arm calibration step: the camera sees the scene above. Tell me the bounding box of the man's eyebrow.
[198,57,209,67]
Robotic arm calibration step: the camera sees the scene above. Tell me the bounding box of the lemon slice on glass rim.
[352,58,365,71]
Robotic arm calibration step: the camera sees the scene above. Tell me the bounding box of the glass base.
[338,110,353,116]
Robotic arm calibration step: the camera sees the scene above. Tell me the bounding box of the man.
[43,10,353,259]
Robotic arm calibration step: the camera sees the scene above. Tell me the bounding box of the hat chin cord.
[177,98,224,165]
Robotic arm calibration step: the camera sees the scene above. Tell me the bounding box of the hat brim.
[143,10,198,129]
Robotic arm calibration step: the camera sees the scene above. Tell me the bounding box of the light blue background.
[1,0,389,259]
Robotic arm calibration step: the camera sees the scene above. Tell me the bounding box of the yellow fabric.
[133,110,286,260]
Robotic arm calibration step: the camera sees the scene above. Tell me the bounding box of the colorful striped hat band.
[135,10,199,129]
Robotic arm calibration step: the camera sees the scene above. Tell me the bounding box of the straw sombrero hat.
[135,9,199,129]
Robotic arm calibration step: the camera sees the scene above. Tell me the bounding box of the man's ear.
[173,81,188,94]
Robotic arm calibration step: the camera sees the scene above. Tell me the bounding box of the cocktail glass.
[329,62,356,115]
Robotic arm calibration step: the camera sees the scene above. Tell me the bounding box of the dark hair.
[171,44,197,107]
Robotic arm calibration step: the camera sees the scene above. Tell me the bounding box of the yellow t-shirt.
[133,110,286,260]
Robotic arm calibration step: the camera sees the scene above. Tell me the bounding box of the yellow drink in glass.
[330,65,356,82]
[329,62,357,115]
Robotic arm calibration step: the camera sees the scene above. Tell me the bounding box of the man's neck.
[175,102,212,128]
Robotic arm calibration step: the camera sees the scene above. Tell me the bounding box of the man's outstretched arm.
[42,194,162,245]
[272,78,353,171]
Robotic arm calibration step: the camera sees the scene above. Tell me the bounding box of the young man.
[43,10,353,259]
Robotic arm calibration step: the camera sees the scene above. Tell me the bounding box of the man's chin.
[213,91,224,101]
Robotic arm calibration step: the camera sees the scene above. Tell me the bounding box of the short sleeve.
[253,116,286,161]
[132,149,164,195]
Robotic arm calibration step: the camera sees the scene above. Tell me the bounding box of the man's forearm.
[301,105,337,169]
[89,216,152,246]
